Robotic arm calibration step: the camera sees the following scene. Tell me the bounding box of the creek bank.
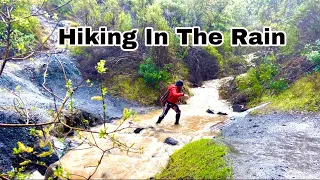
[220,112,320,179]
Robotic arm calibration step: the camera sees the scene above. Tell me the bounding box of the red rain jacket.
[167,85,184,104]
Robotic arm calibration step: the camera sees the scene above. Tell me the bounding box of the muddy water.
[58,79,232,179]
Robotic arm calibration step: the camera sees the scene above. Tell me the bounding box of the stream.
[51,78,234,179]
[2,8,320,179]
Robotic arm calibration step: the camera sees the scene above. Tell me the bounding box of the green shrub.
[157,139,232,179]
[304,40,320,71]
[138,58,171,88]
[106,75,160,105]
[236,56,288,105]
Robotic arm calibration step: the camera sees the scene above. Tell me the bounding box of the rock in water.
[217,112,228,115]
[134,128,144,134]
[206,109,214,114]
[232,104,248,112]
[164,137,178,145]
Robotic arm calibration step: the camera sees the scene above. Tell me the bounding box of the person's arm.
[171,88,184,98]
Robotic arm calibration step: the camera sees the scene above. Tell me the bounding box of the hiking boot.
[156,116,163,124]
[174,114,180,125]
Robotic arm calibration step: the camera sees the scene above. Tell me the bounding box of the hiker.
[157,80,189,125]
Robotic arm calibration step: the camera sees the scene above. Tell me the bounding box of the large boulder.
[183,47,220,85]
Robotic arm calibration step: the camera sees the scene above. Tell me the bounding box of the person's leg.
[171,104,181,125]
[157,102,171,124]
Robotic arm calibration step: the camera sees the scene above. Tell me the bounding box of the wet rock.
[53,109,102,137]
[134,128,144,134]
[164,137,178,146]
[192,83,200,87]
[53,138,79,158]
[217,112,228,115]
[206,109,214,114]
[232,104,248,112]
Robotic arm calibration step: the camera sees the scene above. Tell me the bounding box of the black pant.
[157,101,181,124]
[160,101,181,118]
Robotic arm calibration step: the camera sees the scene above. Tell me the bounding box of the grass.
[106,75,160,105]
[250,72,320,114]
[268,72,320,111]
[156,139,232,179]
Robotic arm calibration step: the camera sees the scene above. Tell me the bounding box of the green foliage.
[99,129,107,139]
[236,56,289,104]
[107,75,160,105]
[91,96,103,101]
[38,141,54,158]
[0,0,39,56]
[13,141,34,155]
[10,29,37,54]
[96,60,107,74]
[269,78,289,94]
[305,40,320,71]
[5,167,30,180]
[138,58,171,88]
[117,11,133,31]
[157,139,232,179]
[53,166,70,179]
[70,46,86,56]
[268,72,320,111]
[279,25,299,55]
[65,79,73,97]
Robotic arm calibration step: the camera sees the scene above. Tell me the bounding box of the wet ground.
[220,112,320,179]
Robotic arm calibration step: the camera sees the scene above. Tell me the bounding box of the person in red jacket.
[156,80,189,125]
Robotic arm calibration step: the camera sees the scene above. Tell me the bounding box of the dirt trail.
[56,78,232,179]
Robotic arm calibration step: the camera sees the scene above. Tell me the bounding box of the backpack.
[160,90,170,106]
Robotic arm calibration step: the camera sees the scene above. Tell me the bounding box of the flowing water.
[56,78,233,179]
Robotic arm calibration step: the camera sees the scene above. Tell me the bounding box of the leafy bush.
[269,78,289,94]
[10,29,37,55]
[236,56,289,105]
[157,139,232,179]
[305,40,320,71]
[138,58,171,88]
